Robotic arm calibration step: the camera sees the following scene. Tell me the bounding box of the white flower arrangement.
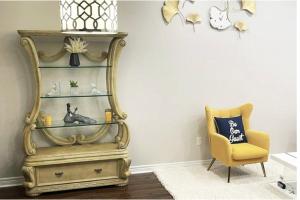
[64,37,88,53]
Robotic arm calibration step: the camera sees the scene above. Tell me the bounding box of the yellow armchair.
[205,103,270,183]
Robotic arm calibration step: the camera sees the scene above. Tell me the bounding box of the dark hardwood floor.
[0,173,173,199]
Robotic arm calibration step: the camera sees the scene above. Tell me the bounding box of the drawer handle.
[94,168,102,173]
[54,172,64,177]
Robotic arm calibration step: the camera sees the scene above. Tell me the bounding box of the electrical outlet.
[196,136,202,146]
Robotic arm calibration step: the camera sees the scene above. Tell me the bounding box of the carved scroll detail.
[115,121,130,149]
[20,37,41,155]
[119,158,131,179]
[107,38,127,120]
[36,116,76,145]
[22,166,36,189]
[41,129,77,145]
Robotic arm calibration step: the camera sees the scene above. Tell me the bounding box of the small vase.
[69,53,80,67]
[70,87,79,96]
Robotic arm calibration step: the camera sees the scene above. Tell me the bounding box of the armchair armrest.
[246,129,270,151]
[210,133,232,164]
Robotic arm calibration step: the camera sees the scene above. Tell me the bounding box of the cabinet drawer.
[37,160,118,186]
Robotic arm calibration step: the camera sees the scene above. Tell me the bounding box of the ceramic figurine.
[46,83,57,96]
[90,83,104,95]
[63,103,97,124]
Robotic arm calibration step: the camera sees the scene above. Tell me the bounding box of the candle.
[105,109,112,122]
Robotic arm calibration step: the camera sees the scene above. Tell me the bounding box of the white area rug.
[154,160,292,200]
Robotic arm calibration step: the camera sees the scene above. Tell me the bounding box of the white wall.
[0,0,296,178]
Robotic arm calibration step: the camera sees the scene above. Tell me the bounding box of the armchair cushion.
[232,143,268,160]
[214,116,248,144]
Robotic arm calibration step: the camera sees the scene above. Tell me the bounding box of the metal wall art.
[241,0,256,14]
[161,0,256,37]
[234,21,248,38]
[162,0,182,24]
[162,0,201,32]
[234,21,248,32]
[186,13,201,32]
[209,6,231,30]
[209,0,255,35]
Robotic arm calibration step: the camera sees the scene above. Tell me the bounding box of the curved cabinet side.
[107,38,127,120]
[115,121,130,149]
[21,37,41,155]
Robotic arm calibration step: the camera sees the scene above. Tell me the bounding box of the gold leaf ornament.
[186,13,201,32]
[241,0,256,14]
[162,0,180,24]
[186,13,201,24]
[234,21,247,32]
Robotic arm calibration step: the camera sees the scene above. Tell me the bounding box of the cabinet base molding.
[25,178,129,197]
[23,144,131,197]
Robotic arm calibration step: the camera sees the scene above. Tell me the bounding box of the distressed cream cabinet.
[18,30,131,197]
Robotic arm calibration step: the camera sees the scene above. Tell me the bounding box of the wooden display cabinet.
[18,30,131,197]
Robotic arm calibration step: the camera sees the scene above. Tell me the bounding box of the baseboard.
[130,159,210,174]
[0,159,208,188]
[0,176,24,188]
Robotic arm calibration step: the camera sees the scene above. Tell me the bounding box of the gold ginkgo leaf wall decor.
[161,0,256,36]
[186,13,201,32]
[234,21,247,32]
[234,21,248,38]
[162,0,181,24]
[241,0,256,14]
[162,0,201,32]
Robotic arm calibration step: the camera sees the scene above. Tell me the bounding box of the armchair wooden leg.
[207,158,216,171]
[260,162,266,177]
[227,167,231,183]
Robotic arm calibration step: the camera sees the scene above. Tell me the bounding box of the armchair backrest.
[205,103,253,142]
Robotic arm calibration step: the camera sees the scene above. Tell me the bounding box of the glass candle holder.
[45,115,53,126]
[105,109,112,122]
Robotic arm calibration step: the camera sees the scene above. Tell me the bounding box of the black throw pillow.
[214,116,247,144]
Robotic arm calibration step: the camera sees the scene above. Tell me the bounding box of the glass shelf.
[39,65,111,69]
[36,120,117,129]
[41,93,111,99]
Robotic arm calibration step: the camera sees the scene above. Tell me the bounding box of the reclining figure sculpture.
[63,103,97,124]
